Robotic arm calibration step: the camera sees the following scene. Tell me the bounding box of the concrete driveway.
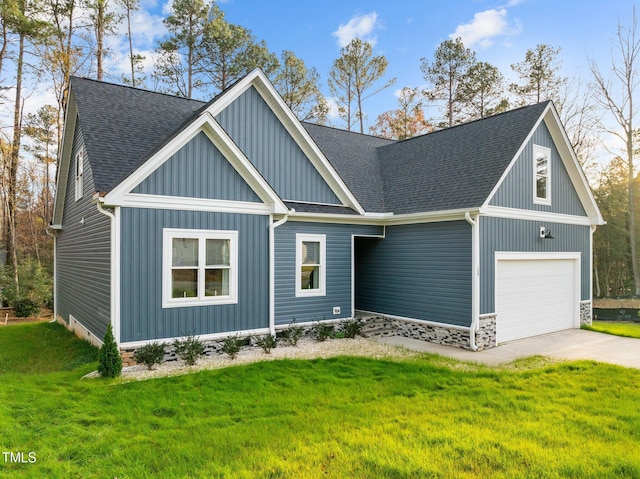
[378,329,640,369]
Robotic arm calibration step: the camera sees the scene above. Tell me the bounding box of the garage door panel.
[496,258,578,343]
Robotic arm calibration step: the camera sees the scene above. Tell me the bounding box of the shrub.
[98,324,122,378]
[1,258,53,315]
[254,334,277,354]
[341,318,365,339]
[281,320,304,347]
[173,334,205,366]
[12,297,40,318]
[221,334,243,359]
[133,342,166,370]
[311,321,334,342]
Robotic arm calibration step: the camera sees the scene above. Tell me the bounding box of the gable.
[489,121,587,216]
[132,131,261,203]
[215,86,341,205]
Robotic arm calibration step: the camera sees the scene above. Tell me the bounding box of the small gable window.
[74,150,84,201]
[162,229,238,308]
[295,234,326,297]
[533,144,551,205]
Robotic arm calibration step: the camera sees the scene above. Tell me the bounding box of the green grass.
[583,320,640,339]
[1,322,640,478]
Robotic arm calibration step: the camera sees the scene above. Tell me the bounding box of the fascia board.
[203,69,366,215]
[51,90,78,227]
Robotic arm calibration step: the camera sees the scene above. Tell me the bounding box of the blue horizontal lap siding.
[274,222,383,325]
[56,121,111,339]
[479,216,591,314]
[216,87,341,204]
[132,131,261,202]
[355,221,473,328]
[490,122,587,216]
[119,208,269,342]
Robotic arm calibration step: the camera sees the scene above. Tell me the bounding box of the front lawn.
[1,322,639,478]
[583,320,640,339]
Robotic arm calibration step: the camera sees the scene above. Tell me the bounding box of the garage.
[495,253,580,344]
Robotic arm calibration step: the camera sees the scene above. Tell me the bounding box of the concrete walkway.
[376,329,640,369]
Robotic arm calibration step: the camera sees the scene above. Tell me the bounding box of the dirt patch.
[0,308,53,326]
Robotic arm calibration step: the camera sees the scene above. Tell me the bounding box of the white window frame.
[162,228,238,308]
[74,150,84,201]
[295,233,326,297]
[533,144,551,205]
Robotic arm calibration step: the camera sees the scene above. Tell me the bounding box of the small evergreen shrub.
[254,334,277,354]
[311,321,334,342]
[173,334,205,366]
[133,342,166,370]
[98,324,122,378]
[12,297,40,318]
[341,318,365,339]
[221,334,243,359]
[281,320,304,346]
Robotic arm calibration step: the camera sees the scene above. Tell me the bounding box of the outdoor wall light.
[539,226,554,239]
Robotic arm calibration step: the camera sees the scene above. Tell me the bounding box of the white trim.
[120,327,270,350]
[202,69,365,215]
[284,208,478,226]
[495,251,581,261]
[74,149,84,201]
[96,202,121,344]
[162,228,239,308]
[284,199,344,207]
[481,205,595,225]
[119,193,273,215]
[295,233,326,297]
[532,144,552,206]
[464,212,480,350]
[356,309,471,331]
[103,113,288,214]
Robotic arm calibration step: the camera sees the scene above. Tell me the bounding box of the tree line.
[0,0,639,303]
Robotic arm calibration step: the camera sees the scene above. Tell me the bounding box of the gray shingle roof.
[302,123,394,212]
[69,76,549,215]
[70,76,206,193]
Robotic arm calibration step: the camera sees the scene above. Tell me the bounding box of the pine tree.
[98,323,122,378]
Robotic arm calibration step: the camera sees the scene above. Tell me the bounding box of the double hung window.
[163,229,238,308]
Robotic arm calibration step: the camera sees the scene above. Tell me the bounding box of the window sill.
[162,297,238,308]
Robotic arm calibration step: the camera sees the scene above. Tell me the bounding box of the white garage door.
[496,255,579,344]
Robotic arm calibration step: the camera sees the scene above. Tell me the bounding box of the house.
[51,69,603,357]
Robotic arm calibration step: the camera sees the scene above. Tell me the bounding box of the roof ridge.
[302,121,396,143]
[70,76,207,105]
[385,100,551,147]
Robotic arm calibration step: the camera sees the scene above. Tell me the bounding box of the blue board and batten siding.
[355,221,473,328]
[119,208,269,342]
[479,217,591,315]
[490,121,587,216]
[216,86,341,205]
[132,131,261,202]
[274,222,382,325]
[56,119,111,339]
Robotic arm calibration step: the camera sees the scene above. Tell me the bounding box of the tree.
[98,323,122,377]
[421,37,475,128]
[155,0,209,98]
[23,104,58,222]
[457,61,508,120]
[370,87,432,140]
[116,0,143,86]
[589,9,640,295]
[329,38,395,133]
[196,4,278,92]
[273,50,327,123]
[85,0,120,80]
[510,44,566,105]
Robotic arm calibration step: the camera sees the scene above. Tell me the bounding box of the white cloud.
[450,8,513,48]
[332,12,379,48]
[326,97,340,120]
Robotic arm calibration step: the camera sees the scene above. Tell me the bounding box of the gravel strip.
[86,338,419,382]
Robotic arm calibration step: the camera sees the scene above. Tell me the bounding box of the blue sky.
[114,0,637,132]
[12,0,639,156]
